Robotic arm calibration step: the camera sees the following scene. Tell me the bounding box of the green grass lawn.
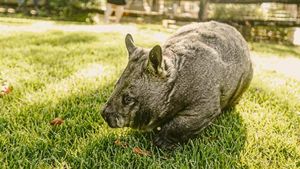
[249,42,300,59]
[0,19,300,168]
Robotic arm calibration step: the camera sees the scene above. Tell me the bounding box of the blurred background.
[0,0,300,45]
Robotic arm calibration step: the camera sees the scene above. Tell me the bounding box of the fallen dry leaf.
[132,147,151,157]
[50,118,64,126]
[0,83,13,96]
[114,139,128,148]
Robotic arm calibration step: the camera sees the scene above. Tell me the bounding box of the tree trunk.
[199,0,209,21]
[158,0,164,14]
[297,4,300,24]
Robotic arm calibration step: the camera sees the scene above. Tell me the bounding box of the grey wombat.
[101,21,253,149]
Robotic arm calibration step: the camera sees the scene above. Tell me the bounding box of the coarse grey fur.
[101,21,253,149]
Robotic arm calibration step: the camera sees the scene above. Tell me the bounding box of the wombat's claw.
[153,136,177,150]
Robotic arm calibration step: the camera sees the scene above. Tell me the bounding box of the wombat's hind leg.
[224,71,253,110]
[154,104,221,149]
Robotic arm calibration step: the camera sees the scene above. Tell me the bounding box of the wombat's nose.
[101,105,114,121]
[101,106,119,128]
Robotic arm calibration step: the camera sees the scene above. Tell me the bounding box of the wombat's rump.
[101,21,253,149]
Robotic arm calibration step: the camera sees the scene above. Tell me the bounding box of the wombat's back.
[164,21,250,66]
[163,21,253,109]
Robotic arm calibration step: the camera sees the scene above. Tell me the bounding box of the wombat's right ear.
[125,34,136,55]
[147,45,163,76]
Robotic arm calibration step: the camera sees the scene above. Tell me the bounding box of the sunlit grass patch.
[238,73,300,168]
[250,42,300,58]
[0,16,37,25]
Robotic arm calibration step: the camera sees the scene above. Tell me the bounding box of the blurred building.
[119,0,300,23]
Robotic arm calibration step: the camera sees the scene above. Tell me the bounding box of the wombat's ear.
[125,34,136,55]
[148,45,163,75]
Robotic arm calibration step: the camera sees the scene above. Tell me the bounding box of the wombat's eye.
[122,94,135,105]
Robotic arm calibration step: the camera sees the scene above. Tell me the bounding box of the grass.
[249,42,300,59]
[0,18,300,168]
[0,16,36,25]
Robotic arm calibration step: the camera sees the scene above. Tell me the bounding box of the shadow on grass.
[0,80,114,168]
[4,77,297,168]
[1,77,247,168]
[77,104,247,168]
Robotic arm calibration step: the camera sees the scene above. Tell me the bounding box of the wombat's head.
[101,34,169,130]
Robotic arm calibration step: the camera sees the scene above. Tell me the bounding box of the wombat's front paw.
[153,136,177,150]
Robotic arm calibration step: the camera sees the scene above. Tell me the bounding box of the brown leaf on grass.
[0,83,13,96]
[132,147,151,157]
[114,139,128,148]
[50,118,64,126]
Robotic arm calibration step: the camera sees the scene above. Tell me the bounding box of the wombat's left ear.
[148,45,163,75]
[125,34,136,55]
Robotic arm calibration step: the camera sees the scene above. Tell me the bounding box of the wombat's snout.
[101,105,120,128]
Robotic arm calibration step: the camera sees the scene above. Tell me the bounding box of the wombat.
[101,21,253,149]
